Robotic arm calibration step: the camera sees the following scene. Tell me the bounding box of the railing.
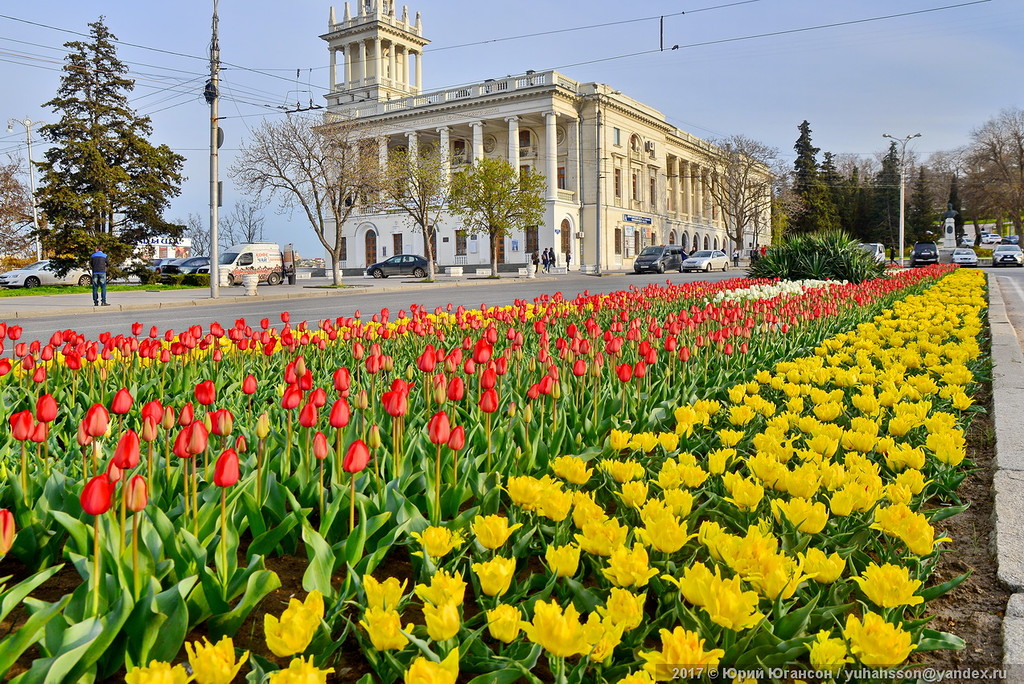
[454,255,468,265]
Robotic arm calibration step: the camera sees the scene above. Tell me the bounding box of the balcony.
[557,189,576,203]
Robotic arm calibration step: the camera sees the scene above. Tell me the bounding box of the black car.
[633,245,687,274]
[366,254,430,278]
[159,256,211,281]
[908,241,938,268]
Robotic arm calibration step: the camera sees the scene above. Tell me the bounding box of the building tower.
[321,1,428,110]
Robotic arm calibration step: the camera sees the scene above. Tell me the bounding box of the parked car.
[858,243,885,263]
[1000,235,1020,245]
[681,250,729,273]
[981,232,1002,245]
[159,256,210,281]
[366,254,430,278]
[148,258,178,274]
[908,241,938,268]
[0,260,91,288]
[992,244,1024,267]
[633,245,687,274]
[950,248,979,267]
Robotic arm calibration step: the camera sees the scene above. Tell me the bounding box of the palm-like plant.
[748,230,887,283]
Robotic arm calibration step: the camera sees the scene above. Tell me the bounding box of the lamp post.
[882,132,921,267]
[7,117,43,261]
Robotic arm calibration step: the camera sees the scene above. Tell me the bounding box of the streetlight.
[882,132,921,267]
[7,117,44,260]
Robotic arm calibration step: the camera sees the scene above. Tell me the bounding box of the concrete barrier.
[446,266,464,277]
[473,268,493,277]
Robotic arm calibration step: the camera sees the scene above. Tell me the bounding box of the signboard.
[623,225,636,238]
[623,214,652,225]
[139,237,192,247]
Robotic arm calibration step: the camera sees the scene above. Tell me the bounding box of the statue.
[942,203,957,249]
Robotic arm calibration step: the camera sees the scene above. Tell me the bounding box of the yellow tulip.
[808,630,852,673]
[658,432,679,452]
[575,519,628,557]
[359,608,409,650]
[601,544,658,588]
[599,459,645,483]
[185,637,248,684]
[522,600,590,657]
[619,480,648,509]
[706,448,735,475]
[639,626,724,681]
[415,569,467,607]
[423,602,461,641]
[404,647,459,684]
[471,556,516,597]
[717,429,744,448]
[506,475,548,511]
[581,613,624,663]
[843,612,916,667]
[125,661,192,684]
[470,515,522,550]
[537,485,574,522]
[853,563,924,607]
[701,574,764,631]
[264,591,323,658]
[609,429,632,451]
[597,588,646,631]
[266,656,334,683]
[486,605,523,643]
[771,497,828,534]
[551,455,592,485]
[362,575,406,612]
[663,561,717,607]
[544,543,581,577]
[570,490,608,529]
[661,488,694,517]
[722,473,763,512]
[800,548,845,583]
[411,526,465,559]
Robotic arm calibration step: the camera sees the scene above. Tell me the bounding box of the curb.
[987,273,1024,677]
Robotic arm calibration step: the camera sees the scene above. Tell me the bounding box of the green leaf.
[0,595,70,678]
[0,565,65,624]
[301,524,336,599]
[248,515,298,558]
[916,628,966,651]
[917,570,971,602]
[206,569,281,640]
[925,504,969,523]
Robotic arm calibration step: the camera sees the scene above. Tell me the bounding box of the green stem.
[349,472,357,532]
[92,516,102,617]
[434,443,442,525]
[19,442,27,505]
[220,488,228,592]
[132,513,140,600]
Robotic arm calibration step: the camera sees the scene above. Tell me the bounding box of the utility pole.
[882,132,921,268]
[205,0,221,298]
[6,117,43,260]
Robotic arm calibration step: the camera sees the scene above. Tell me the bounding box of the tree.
[231,113,384,285]
[965,107,1024,239]
[696,135,775,253]
[378,146,451,280]
[221,202,267,245]
[866,142,901,246]
[35,18,185,275]
[448,157,545,276]
[184,212,210,257]
[0,159,35,260]
[906,166,937,241]
[789,121,838,234]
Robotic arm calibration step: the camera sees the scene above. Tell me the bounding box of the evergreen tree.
[906,167,936,241]
[948,175,965,242]
[789,121,838,233]
[35,18,185,275]
[867,142,901,246]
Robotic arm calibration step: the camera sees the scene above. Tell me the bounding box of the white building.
[321,1,769,272]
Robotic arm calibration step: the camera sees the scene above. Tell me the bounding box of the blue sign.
[623,214,652,225]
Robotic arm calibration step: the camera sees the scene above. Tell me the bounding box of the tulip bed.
[0,265,986,683]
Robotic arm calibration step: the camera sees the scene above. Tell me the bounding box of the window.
[456,230,467,256]
[632,172,640,201]
[340,237,347,261]
[393,234,402,256]
[238,253,253,266]
[630,135,642,153]
[453,139,467,163]
[649,177,656,206]
[613,128,621,146]
[614,168,622,198]
[557,166,566,190]
[525,226,539,256]
[519,129,533,155]
[634,230,641,255]
[614,227,623,255]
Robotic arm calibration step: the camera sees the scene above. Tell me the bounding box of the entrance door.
[560,219,571,260]
[393,234,402,257]
[365,230,378,265]
[494,235,506,264]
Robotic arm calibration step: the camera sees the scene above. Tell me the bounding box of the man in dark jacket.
[90,247,109,306]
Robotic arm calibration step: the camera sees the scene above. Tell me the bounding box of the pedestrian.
[750,248,759,263]
[90,246,110,307]
[732,249,740,267]
[543,248,552,273]
[565,251,572,271]
[760,245,767,258]
[888,246,897,265]
[532,251,540,274]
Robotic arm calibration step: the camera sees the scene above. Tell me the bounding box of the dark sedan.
[159,256,210,281]
[366,254,430,278]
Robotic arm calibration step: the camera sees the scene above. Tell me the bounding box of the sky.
[0,0,1020,258]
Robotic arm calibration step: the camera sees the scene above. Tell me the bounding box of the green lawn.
[0,283,206,297]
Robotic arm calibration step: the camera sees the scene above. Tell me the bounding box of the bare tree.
[0,158,34,260]
[965,107,1024,237]
[184,212,210,257]
[228,201,266,244]
[377,145,450,279]
[696,135,776,251]
[230,113,383,285]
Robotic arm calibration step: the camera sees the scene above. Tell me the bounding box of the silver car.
[992,244,1024,267]
[0,260,92,288]
[950,248,978,267]
[681,250,729,273]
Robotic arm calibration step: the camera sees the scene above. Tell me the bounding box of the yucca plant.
[748,229,888,283]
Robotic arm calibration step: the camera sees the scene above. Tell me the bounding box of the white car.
[858,242,885,263]
[681,250,729,272]
[950,248,978,267]
[981,233,1003,245]
[992,244,1024,267]
[0,260,92,288]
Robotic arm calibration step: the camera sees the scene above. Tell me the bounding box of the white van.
[858,242,885,263]
[219,243,286,285]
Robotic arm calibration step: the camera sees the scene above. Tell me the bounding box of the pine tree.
[790,121,838,233]
[867,142,901,246]
[906,167,936,241]
[35,18,185,274]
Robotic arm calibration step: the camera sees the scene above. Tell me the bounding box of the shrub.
[748,230,887,283]
[181,274,210,287]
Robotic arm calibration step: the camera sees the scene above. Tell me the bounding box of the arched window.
[668,230,676,245]
[713,237,719,251]
[630,135,642,153]
[560,219,571,256]
[691,233,700,251]
[703,235,710,250]
[365,230,378,264]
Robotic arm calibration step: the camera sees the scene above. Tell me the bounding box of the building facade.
[321,1,770,272]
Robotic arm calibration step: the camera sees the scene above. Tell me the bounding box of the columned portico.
[544,112,558,201]
[437,126,451,184]
[470,121,484,163]
[506,116,520,168]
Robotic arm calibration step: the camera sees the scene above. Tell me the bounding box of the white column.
[378,136,388,172]
[694,164,703,220]
[684,161,693,216]
[506,116,520,169]
[406,130,418,158]
[437,126,451,185]
[544,112,557,201]
[357,40,366,84]
[329,48,337,91]
[414,50,422,91]
[373,36,382,83]
[404,48,412,88]
[470,121,484,164]
[570,114,581,200]
[343,45,352,89]
[388,42,396,84]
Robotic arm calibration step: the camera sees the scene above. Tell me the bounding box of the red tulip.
[213,449,240,487]
[76,421,93,447]
[210,409,234,436]
[281,386,302,410]
[427,411,451,445]
[447,425,466,451]
[29,422,48,443]
[35,394,57,423]
[141,400,163,424]
[8,325,21,340]
[194,380,216,406]
[112,430,141,469]
[106,460,123,485]
[172,429,192,459]
[479,388,499,414]
[0,509,13,555]
[84,404,109,437]
[10,410,33,441]
[186,421,209,454]
[80,475,113,515]
[616,364,633,383]
[446,377,465,402]
[312,431,329,461]
[480,367,497,390]
[32,367,46,384]
[234,434,248,452]
[571,359,587,377]
[242,375,258,394]
[298,402,319,428]
[329,399,351,428]
[309,387,327,408]
[125,475,148,512]
[382,391,408,418]
[140,416,159,442]
[343,440,370,473]
[110,388,134,415]
[472,339,492,364]
[333,367,351,393]
[280,311,290,324]
[131,322,143,336]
